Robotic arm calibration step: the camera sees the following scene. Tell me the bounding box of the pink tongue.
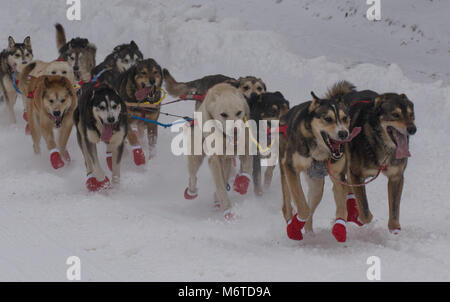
[135,86,154,101]
[393,130,411,159]
[101,124,113,142]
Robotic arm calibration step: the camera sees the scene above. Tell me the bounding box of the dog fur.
[343,86,417,232]
[55,23,96,83]
[279,83,353,236]
[74,83,128,185]
[0,36,33,123]
[163,69,266,110]
[186,83,252,218]
[116,58,163,159]
[251,91,290,196]
[25,75,76,159]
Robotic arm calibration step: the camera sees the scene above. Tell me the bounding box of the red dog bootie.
[50,149,65,170]
[23,111,28,122]
[62,150,71,163]
[86,174,111,192]
[184,187,198,200]
[347,194,363,226]
[287,214,306,240]
[233,173,251,195]
[332,218,347,243]
[106,152,113,171]
[132,145,146,166]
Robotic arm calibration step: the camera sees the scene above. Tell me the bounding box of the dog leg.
[331,179,348,242]
[111,142,124,184]
[304,174,325,233]
[209,156,232,215]
[253,155,263,196]
[86,141,106,181]
[4,90,18,124]
[280,162,293,223]
[29,112,41,154]
[264,165,276,189]
[186,154,204,198]
[58,117,73,161]
[348,171,373,224]
[285,166,309,220]
[127,126,145,166]
[387,175,404,233]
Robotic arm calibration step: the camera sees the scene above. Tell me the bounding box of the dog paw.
[332,219,347,243]
[184,187,198,200]
[346,194,363,226]
[224,209,234,221]
[233,173,251,195]
[287,214,305,240]
[50,150,65,170]
[86,175,111,192]
[62,150,71,163]
[106,152,112,171]
[132,146,146,166]
[389,228,401,235]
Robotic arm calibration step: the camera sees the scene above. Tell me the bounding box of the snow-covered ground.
[0,0,449,281]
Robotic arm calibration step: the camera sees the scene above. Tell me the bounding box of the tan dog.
[184,83,253,220]
[25,75,76,170]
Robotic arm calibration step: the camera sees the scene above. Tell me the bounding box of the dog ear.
[400,93,408,100]
[130,40,137,48]
[374,95,385,107]
[309,91,320,112]
[23,36,31,48]
[226,79,240,88]
[8,36,15,50]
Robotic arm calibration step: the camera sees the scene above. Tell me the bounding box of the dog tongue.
[393,129,411,159]
[101,124,114,142]
[135,86,154,101]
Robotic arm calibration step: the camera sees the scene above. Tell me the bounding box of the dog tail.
[325,81,356,99]
[55,23,67,52]
[18,62,37,93]
[163,68,191,97]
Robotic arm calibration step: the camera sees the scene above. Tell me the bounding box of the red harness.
[180,93,206,102]
[268,124,288,137]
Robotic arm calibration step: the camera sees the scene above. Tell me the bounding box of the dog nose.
[149,78,155,85]
[251,93,258,99]
[22,61,28,65]
[338,130,349,140]
[53,111,61,117]
[73,65,79,71]
[407,125,417,135]
[107,117,115,124]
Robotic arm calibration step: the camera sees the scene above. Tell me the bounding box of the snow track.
[0,0,449,281]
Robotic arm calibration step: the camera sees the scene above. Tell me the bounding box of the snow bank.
[0,0,449,281]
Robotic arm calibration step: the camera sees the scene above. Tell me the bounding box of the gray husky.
[0,36,33,123]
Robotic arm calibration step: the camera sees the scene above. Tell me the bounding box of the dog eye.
[342,116,348,123]
[62,71,67,75]
[236,111,242,116]
[243,86,250,91]
[49,99,54,104]
[324,117,333,123]
[123,59,129,64]
[60,99,66,103]
[51,71,56,75]
[112,105,118,110]
[257,87,262,92]
[99,106,106,110]
[392,112,400,118]
[15,54,20,58]
[220,113,229,118]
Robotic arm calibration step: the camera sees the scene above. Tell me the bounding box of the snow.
[0,0,449,281]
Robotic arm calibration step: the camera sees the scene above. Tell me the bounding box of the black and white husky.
[0,36,33,123]
[74,83,128,192]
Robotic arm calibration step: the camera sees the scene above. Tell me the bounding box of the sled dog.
[184,83,253,220]
[23,71,76,169]
[74,82,128,191]
[0,36,33,123]
[116,58,163,165]
[343,86,417,234]
[55,23,96,83]
[279,82,359,242]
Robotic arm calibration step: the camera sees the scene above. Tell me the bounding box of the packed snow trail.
[0,0,449,281]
